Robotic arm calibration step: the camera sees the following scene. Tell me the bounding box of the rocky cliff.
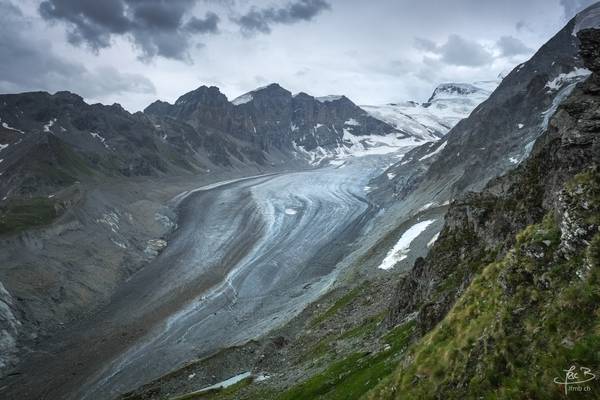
[145,83,402,154]
[376,27,600,399]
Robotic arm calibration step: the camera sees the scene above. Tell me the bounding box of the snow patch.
[545,68,591,92]
[0,143,8,152]
[387,172,396,180]
[90,132,110,149]
[43,119,57,133]
[284,208,298,215]
[419,141,447,161]
[427,232,440,247]
[344,118,360,126]
[232,93,253,105]
[1,121,24,134]
[196,372,252,393]
[378,219,436,270]
[316,95,343,103]
[418,202,437,212]
[294,130,420,166]
[518,123,524,129]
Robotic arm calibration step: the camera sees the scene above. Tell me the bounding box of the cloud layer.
[39,0,219,60]
[0,2,155,99]
[233,0,331,35]
[0,0,592,112]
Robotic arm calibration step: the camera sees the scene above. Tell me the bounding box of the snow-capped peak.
[362,80,497,142]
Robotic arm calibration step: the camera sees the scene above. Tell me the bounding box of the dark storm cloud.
[234,0,331,35]
[496,36,533,57]
[38,0,220,60]
[415,35,493,67]
[0,2,155,99]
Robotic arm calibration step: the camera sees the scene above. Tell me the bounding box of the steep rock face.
[0,91,189,198]
[387,28,600,338]
[146,83,401,153]
[371,7,596,207]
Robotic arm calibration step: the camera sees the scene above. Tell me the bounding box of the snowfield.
[378,219,436,270]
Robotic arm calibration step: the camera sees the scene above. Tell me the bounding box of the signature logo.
[554,365,596,395]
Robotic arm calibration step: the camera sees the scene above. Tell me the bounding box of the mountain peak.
[231,83,291,105]
[426,83,487,103]
[174,85,228,107]
[251,83,291,96]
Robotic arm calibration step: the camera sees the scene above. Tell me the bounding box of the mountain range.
[0,77,494,204]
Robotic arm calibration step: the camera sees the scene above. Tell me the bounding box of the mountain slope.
[370,26,600,400]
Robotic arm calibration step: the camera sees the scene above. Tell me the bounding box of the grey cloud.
[415,34,493,67]
[439,35,493,66]
[186,12,220,33]
[234,0,331,35]
[496,36,533,57]
[0,2,155,101]
[38,0,220,60]
[414,37,438,52]
[515,21,527,32]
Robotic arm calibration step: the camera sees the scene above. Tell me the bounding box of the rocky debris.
[144,239,167,258]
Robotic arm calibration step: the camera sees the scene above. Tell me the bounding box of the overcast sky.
[0,0,597,111]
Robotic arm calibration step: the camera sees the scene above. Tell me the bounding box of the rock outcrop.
[388,26,600,340]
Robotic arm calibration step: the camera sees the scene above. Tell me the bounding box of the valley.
[1,3,600,400]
